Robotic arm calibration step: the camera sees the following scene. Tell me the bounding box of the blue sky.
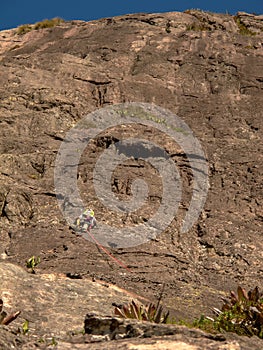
[1,0,262,30]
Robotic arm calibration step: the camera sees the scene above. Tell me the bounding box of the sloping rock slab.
[53,336,263,350]
[0,262,141,339]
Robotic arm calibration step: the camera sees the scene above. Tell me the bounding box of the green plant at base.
[37,337,58,346]
[212,286,263,338]
[114,300,169,324]
[22,319,29,335]
[192,314,217,333]
[26,256,40,274]
[50,337,58,346]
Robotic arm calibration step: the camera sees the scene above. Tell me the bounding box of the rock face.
[82,313,263,350]
[0,9,263,348]
[0,262,143,348]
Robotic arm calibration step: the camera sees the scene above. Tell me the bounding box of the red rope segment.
[87,228,132,273]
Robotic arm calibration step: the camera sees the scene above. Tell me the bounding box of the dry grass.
[17,17,64,35]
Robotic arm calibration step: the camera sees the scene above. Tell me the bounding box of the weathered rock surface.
[81,313,263,350]
[0,262,144,348]
[0,9,263,349]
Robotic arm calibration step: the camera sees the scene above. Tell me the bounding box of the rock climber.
[75,208,97,231]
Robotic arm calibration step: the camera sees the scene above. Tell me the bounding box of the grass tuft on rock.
[17,17,64,35]
[234,17,256,36]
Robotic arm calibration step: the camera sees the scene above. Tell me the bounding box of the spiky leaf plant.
[213,286,263,338]
[114,300,169,324]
